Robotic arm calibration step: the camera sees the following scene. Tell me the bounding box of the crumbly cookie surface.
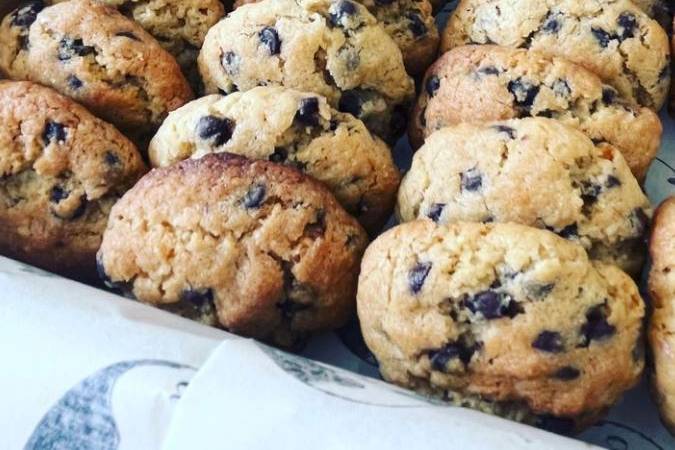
[398,118,651,275]
[358,220,644,423]
[97,153,369,347]
[441,0,671,109]
[0,81,146,279]
[410,45,662,180]
[199,0,415,142]
[149,87,400,234]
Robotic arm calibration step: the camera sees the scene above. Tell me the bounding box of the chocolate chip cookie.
[232,0,439,75]
[648,196,675,434]
[199,0,415,142]
[410,45,663,181]
[47,0,226,87]
[0,0,194,135]
[398,118,651,276]
[0,81,147,280]
[149,86,400,234]
[97,152,369,348]
[358,220,644,428]
[441,0,671,109]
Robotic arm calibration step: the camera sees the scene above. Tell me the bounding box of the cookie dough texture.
[0,0,193,134]
[47,0,225,79]
[232,0,439,75]
[199,0,415,142]
[410,46,662,181]
[0,81,147,279]
[358,220,644,424]
[441,0,671,110]
[648,197,675,434]
[97,153,369,347]
[398,118,652,276]
[149,87,400,234]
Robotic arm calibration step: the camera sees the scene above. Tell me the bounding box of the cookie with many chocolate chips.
[199,0,415,142]
[0,81,146,280]
[398,118,652,276]
[149,87,400,234]
[0,0,193,136]
[441,0,671,109]
[233,0,439,75]
[97,153,369,348]
[410,45,662,180]
[357,220,644,429]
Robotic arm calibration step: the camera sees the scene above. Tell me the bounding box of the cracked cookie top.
[0,0,194,134]
[441,0,671,109]
[148,86,401,234]
[398,117,651,276]
[410,45,663,180]
[198,0,415,143]
[0,81,147,280]
[97,152,369,348]
[357,220,644,422]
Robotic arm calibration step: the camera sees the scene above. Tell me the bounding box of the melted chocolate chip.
[428,341,477,370]
[42,121,66,145]
[591,28,613,48]
[259,26,281,55]
[182,288,214,305]
[460,168,482,192]
[329,0,358,27]
[602,87,617,105]
[269,147,288,163]
[493,125,516,139]
[58,37,95,61]
[10,1,43,28]
[465,290,522,320]
[617,12,637,40]
[50,185,68,203]
[542,14,560,33]
[409,262,432,294]
[427,203,445,222]
[196,115,234,146]
[508,78,539,109]
[425,76,440,97]
[243,183,266,209]
[406,12,426,37]
[221,51,240,76]
[532,331,564,353]
[295,97,320,126]
[116,31,140,41]
[67,75,82,90]
[580,304,616,346]
[553,366,580,380]
[104,151,120,166]
[558,223,578,239]
[605,175,621,188]
[338,90,363,117]
[581,182,601,210]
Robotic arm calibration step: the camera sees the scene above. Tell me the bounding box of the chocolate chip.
[50,185,68,203]
[329,120,339,131]
[182,288,214,306]
[409,262,432,294]
[42,121,66,145]
[427,203,445,222]
[465,290,522,320]
[243,183,266,209]
[542,14,560,33]
[295,97,320,126]
[581,182,601,210]
[477,66,500,76]
[527,283,555,299]
[10,1,43,28]
[58,37,95,61]
[196,115,234,146]
[429,341,477,370]
[338,90,363,117]
[269,147,288,163]
[532,331,564,353]
[304,209,326,239]
[104,151,120,166]
[605,175,621,188]
[221,51,240,76]
[580,304,616,346]
[259,26,281,55]
[67,75,82,90]
[553,366,580,380]
[493,125,516,139]
[558,223,578,239]
[601,87,617,105]
[508,78,539,109]
[115,31,140,41]
[538,109,555,118]
[617,12,637,40]
[406,12,426,37]
[329,0,358,27]
[460,168,482,192]
[425,75,440,97]
[591,28,613,48]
